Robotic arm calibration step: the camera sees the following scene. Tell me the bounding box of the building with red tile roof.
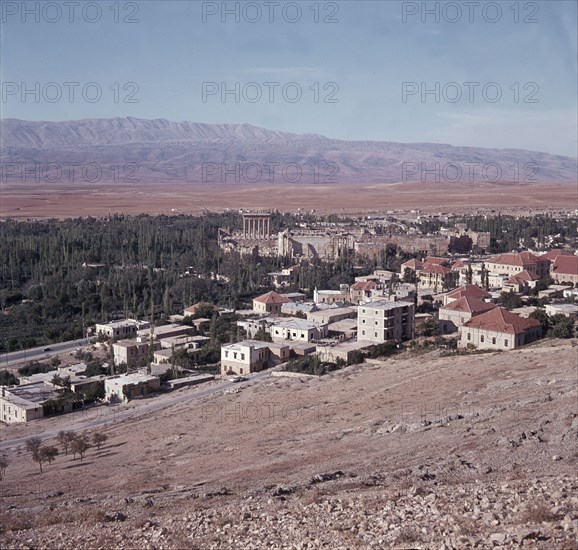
[252,291,291,314]
[540,249,574,262]
[444,284,491,305]
[551,255,578,285]
[460,307,541,350]
[486,252,550,278]
[439,296,497,333]
[350,280,379,304]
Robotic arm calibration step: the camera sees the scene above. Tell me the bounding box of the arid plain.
[1,181,576,219]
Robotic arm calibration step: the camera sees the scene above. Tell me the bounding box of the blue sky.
[1,0,576,156]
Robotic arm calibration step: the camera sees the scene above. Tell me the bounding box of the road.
[2,338,92,368]
[0,366,279,451]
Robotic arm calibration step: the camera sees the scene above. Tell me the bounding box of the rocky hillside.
[2,117,576,184]
[1,339,577,548]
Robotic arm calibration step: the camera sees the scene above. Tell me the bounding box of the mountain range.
[1,117,576,185]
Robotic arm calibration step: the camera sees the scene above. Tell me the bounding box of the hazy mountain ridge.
[1,117,576,184]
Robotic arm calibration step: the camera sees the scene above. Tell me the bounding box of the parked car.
[43,347,52,352]
[229,376,247,383]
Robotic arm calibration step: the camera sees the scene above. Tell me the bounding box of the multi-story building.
[220,340,290,375]
[113,339,159,368]
[357,300,415,343]
[486,252,550,279]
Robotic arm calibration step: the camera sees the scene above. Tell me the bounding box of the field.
[1,339,577,548]
[1,181,576,219]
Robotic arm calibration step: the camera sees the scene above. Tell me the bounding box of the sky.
[1,0,577,157]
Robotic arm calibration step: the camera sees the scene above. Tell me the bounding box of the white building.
[104,373,160,403]
[220,340,290,375]
[95,319,150,341]
[357,300,415,343]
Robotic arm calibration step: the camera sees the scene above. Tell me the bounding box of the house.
[95,319,150,342]
[357,300,415,343]
[220,340,290,375]
[400,258,424,273]
[327,319,358,340]
[104,373,160,403]
[486,252,550,279]
[253,290,291,314]
[280,292,307,303]
[315,340,371,364]
[540,249,574,262]
[443,284,491,306]
[267,267,297,289]
[502,270,540,293]
[306,307,357,325]
[460,307,542,350]
[438,296,497,334]
[138,324,193,341]
[183,302,224,317]
[269,318,328,342]
[113,339,158,368]
[417,262,455,291]
[551,255,578,285]
[350,281,379,304]
[313,286,350,305]
[1,382,69,424]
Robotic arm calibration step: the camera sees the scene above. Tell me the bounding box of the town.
[2,210,577,425]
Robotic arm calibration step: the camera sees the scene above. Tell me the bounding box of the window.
[362,330,365,336]
[492,337,496,344]
[225,351,229,357]
[362,319,366,324]
[374,332,377,337]
[375,321,378,325]
[504,339,508,347]
[241,353,245,360]
[480,335,484,343]
[467,333,471,340]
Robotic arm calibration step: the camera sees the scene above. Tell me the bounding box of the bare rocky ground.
[1,339,577,549]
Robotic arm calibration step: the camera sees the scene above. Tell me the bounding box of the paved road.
[2,338,92,368]
[0,367,278,451]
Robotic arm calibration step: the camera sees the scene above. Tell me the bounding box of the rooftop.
[253,291,291,305]
[463,307,541,334]
[440,296,497,315]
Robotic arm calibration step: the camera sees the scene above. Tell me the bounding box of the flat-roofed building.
[307,307,357,325]
[1,383,66,424]
[113,339,159,368]
[357,300,415,343]
[270,318,328,342]
[220,340,290,376]
[95,319,150,341]
[104,373,160,403]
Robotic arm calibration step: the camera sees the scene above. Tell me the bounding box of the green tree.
[0,454,9,480]
[36,446,59,473]
[57,431,76,456]
[548,314,574,339]
[71,435,91,461]
[92,432,108,450]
